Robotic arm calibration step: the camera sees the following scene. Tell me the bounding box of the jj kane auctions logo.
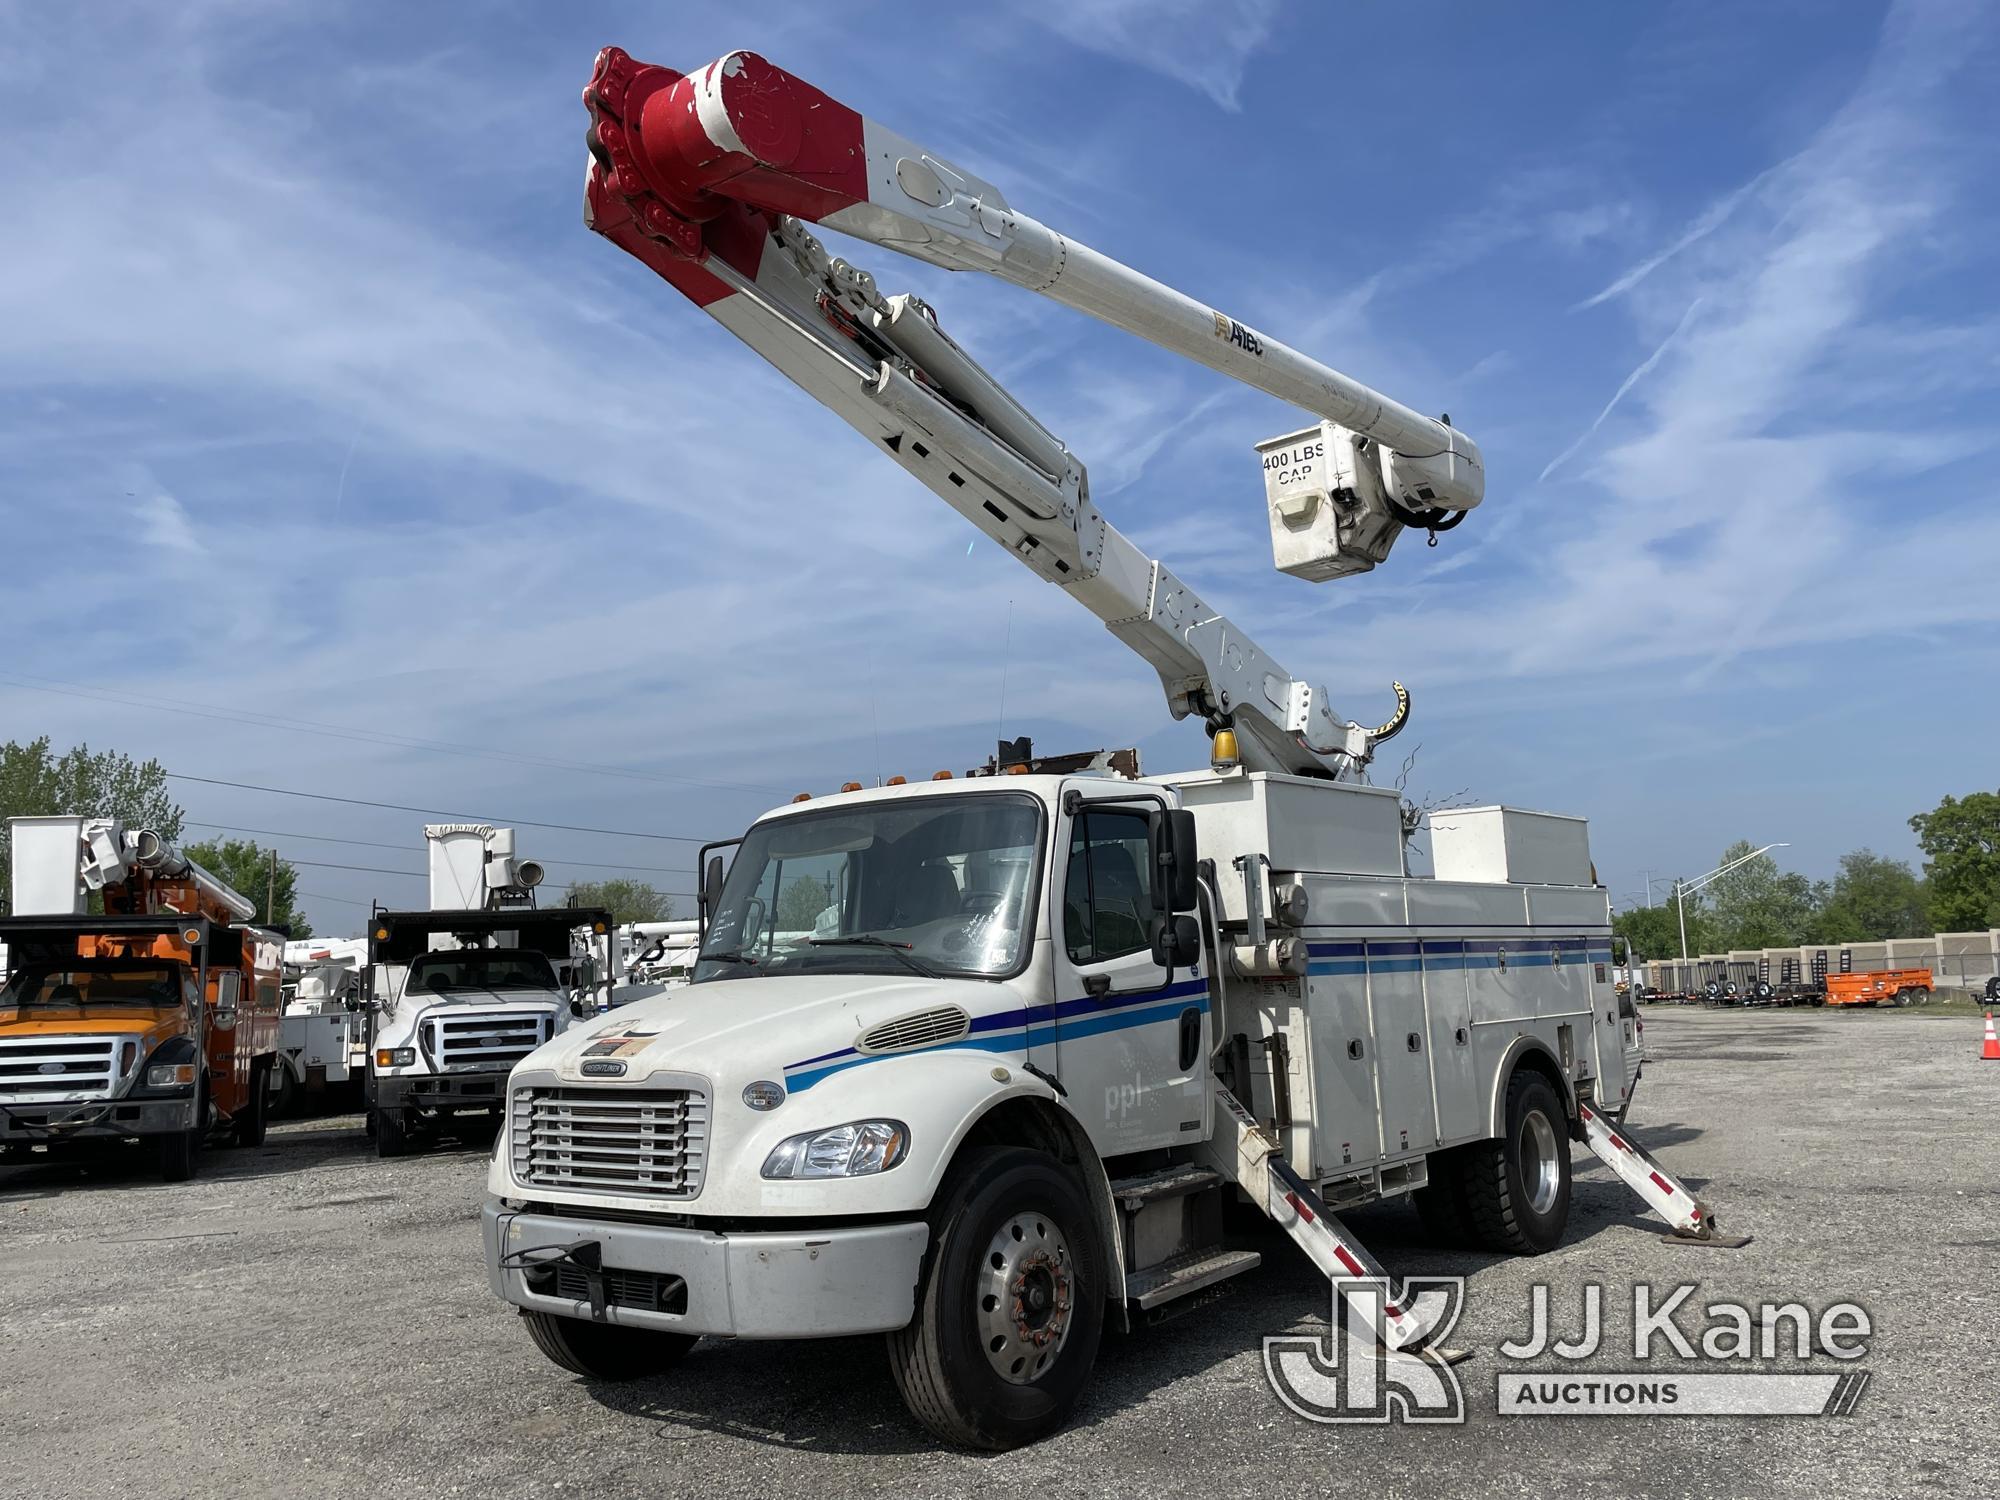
[1266,1279,1873,1423]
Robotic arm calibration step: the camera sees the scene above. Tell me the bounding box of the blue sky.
[2,1,1995,932]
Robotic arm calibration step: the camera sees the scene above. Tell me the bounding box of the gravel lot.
[4,1005,1995,1500]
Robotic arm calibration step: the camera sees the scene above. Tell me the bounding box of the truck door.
[1051,797,1208,1156]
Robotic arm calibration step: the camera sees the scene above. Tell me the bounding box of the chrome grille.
[0,1035,119,1101]
[859,1004,970,1053]
[429,1012,550,1073]
[512,1088,708,1199]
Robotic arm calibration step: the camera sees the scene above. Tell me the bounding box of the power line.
[297,889,369,908]
[1,672,788,798]
[286,856,694,897]
[182,820,693,874]
[165,772,723,844]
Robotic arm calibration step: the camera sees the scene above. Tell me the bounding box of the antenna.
[995,598,1013,752]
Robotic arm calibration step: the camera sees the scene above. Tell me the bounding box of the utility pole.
[266,847,278,926]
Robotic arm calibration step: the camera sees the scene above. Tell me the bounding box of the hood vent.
[857,1004,971,1054]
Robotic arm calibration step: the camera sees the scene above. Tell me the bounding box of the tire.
[159,1080,207,1183]
[374,1107,410,1159]
[267,1059,301,1120]
[234,1059,270,1147]
[521,1309,696,1381]
[887,1146,1106,1450]
[1458,1070,1571,1255]
[1411,1147,1475,1246]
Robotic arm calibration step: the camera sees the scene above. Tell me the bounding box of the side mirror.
[213,972,242,1030]
[569,998,586,1018]
[1148,808,1200,914]
[700,853,726,942]
[1151,913,1201,969]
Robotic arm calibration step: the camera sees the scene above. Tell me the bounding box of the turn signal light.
[931,771,952,780]
[791,793,811,803]
[840,782,863,793]
[885,775,907,786]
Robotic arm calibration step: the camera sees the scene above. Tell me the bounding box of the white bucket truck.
[480,46,1737,1448]
[365,825,609,1157]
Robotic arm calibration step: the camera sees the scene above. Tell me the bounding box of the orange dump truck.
[1,816,282,1180]
[1823,968,1935,1007]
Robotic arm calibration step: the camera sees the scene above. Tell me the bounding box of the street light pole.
[1670,842,1791,969]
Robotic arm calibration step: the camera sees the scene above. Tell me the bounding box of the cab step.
[1126,1246,1263,1311]
[1110,1164,1223,1213]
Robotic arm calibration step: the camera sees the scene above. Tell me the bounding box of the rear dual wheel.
[1442,1071,1572,1254]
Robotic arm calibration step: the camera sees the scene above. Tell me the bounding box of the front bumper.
[374,1070,509,1113]
[1,1093,196,1142]
[483,1199,929,1339]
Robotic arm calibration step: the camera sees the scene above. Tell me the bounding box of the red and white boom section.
[582,47,1485,778]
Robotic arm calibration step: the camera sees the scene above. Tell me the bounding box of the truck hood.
[527,972,1017,1090]
[0,1007,184,1040]
[400,987,564,1010]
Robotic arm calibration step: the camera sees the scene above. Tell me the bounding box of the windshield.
[405,950,561,997]
[1,959,188,1009]
[695,792,1043,982]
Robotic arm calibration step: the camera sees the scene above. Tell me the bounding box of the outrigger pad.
[1673,1229,1754,1249]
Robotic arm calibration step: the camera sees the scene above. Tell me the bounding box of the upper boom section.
[581,48,1481,515]
[582,47,1478,778]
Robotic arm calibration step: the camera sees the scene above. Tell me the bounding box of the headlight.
[375,1047,415,1068]
[761,1120,909,1179]
[146,1062,197,1089]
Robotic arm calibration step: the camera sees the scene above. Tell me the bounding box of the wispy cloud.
[1572,165,1781,310]
[1015,0,1283,110]
[1538,297,1702,482]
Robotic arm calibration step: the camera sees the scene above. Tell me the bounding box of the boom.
[581,47,1486,778]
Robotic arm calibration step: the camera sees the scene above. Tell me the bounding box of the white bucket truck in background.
[271,936,370,1116]
[604,920,701,1007]
[364,825,609,1157]
[478,45,1742,1450]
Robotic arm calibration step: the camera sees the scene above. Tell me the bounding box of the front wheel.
[521,1309,696,1380]
[887,1146,1105,1450]
[374,1107,410,1158]
[159,1081,207,1183]
[1459,1070,1572,1254]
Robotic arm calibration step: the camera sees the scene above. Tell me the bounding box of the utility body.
[480,46,1736,1449]
[1,816,282,1179]
[363,824,610,1157]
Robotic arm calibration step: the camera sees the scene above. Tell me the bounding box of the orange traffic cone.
[1983,1011,2000,1062]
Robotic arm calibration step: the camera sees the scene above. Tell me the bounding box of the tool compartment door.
[1304,943,1381,1174]
[1365,941,1438,1156]
[1422,939,1482,1144]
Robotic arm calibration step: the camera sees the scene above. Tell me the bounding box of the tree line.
[1616,790,2000,959]
[2,738,675,938]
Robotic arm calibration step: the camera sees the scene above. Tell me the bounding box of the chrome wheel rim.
[1520,1108,1562,1216]
[976,1209,1074,1385]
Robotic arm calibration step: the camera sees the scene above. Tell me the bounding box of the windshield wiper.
[700,951,760,969]
[808,935,939,979]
